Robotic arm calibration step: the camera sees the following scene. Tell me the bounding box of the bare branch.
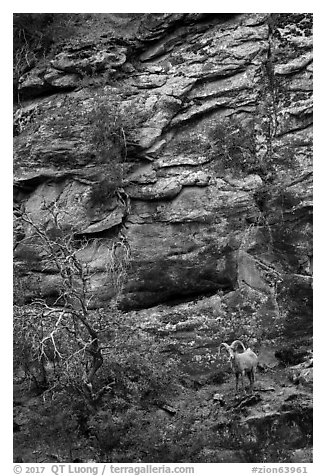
[14,203,130,404]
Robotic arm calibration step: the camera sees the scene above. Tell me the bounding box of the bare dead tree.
[13,203,130,406]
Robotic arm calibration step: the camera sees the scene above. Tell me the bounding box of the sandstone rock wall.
[14,14,312,323]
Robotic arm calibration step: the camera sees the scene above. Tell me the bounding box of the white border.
[3,3,320,474]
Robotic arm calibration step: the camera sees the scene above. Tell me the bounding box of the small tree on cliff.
[13,204,130,406]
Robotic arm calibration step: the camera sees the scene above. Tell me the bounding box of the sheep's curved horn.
[218,343,232,356]
[230,340,246,352]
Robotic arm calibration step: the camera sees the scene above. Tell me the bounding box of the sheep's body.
[219,340,258,392]
[230,348,258,392]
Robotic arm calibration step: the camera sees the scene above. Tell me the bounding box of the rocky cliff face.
[13,13,313,464]
[14,13,312,330]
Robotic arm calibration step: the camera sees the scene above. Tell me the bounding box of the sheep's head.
[230,340,246,352]
[218,342,234,359]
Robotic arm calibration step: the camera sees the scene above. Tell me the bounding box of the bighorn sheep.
[219,340,258,392]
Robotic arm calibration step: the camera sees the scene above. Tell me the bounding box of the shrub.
[13,14,54,100]
[208,119,258,175]
[207,117,296,178]
[87,102,128,205]
[13,14,81,101]
[13,207,131,402]
[89,103,127,162]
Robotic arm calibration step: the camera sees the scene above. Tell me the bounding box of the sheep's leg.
[248,369,255,392]
[235,373,239,392]
[245,370,251,392]
[241,370,246,392]
[247,370,253,392]
[251,369,255,391]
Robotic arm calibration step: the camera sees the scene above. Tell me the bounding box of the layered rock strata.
[14,13,312,318]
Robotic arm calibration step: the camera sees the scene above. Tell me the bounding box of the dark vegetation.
[13,14,54,83]
[13,14,80,102]
[14,304,184,462]
[208,119,258,175]
[207,116,296,180]
[88,103,127,205]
